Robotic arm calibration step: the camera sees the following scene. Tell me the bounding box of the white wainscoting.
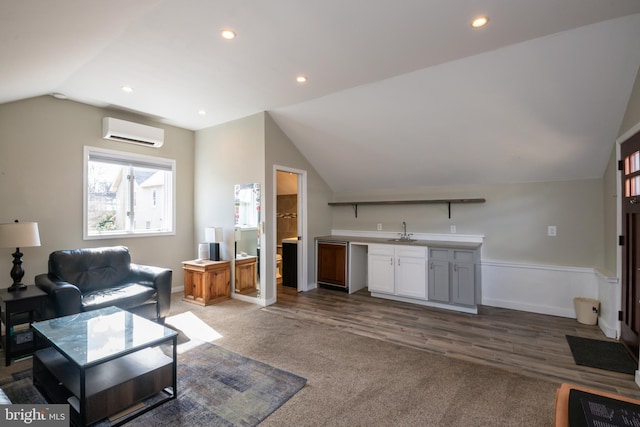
[481,261,620,339]
[596,271,620,339]
[481,261,597,317]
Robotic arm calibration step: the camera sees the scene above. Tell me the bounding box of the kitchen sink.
[387,238,417,243]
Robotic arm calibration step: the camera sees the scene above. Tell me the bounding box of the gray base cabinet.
[428,248,478,307]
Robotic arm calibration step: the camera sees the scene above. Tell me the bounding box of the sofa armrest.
[130,264,172,320]
[35,273,82,319]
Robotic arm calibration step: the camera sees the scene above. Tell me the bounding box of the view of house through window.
[84,146,175,238]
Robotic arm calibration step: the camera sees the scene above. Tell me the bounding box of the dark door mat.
[566,335,637,375]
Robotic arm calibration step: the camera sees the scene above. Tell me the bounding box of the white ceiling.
[3,1,640,193]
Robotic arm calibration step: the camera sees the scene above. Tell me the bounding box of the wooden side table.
[0,285,46,366]
[182,260,231,306]
[235,256,258,295]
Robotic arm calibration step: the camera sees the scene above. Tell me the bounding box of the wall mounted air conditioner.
[102,117,164,148]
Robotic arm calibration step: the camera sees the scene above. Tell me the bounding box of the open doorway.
[274,167,307,298]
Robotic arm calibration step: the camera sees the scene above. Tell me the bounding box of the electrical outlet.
[377,223,382,231]
[547,226,557,237]
[450,225,456,233]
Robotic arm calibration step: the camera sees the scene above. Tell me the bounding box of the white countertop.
[315,235,482,250]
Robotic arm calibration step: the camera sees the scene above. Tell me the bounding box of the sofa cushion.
[49,246,132,293]
[82,283,157,312]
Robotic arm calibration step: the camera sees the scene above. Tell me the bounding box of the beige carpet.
[0,296,559,426]
[167,296,559,426]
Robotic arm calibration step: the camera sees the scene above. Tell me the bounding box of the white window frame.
[83,146,176,240]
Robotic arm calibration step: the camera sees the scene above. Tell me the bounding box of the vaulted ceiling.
[3,1,640,192]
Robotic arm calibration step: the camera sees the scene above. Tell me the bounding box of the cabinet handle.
[429,262,433,270]
[454,264,458,272]
[390,258,393,266]
[398,259,400,266]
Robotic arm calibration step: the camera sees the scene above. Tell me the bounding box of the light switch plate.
[377,223,382,231]
[548,226,557,237]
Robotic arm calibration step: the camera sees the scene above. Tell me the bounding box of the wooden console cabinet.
[182,260,231,306]
[235,256,257,295]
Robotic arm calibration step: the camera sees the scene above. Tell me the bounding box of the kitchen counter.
[315,235,482,250]
[315,234,482,313]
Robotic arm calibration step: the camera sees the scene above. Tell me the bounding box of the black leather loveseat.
[35,246,171,323]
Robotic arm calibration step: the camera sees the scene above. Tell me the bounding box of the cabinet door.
[208,267,230,301]
[368,254,395,294]
[428,259,450,302]
[235,260,256,294]
[396,256,427,299]
[183,269,197,301]
[452,261,475,306]
[317,243,347,286]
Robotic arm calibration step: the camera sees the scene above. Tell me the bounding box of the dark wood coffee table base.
[34,343,176,426]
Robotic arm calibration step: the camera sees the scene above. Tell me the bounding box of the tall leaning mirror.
[234,183,260,298]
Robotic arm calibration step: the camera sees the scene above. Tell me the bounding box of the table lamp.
[0,220,41,291]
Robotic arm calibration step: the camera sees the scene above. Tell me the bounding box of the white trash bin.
[574,297,599,325]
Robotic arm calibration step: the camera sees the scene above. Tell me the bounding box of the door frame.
[272,165,308,296]
[617,121,640,340]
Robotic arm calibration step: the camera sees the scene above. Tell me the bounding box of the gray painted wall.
[0,96,195,289]
[4,71,640,297]
[194,113,265,264]
[265,112,334,300]
[193,112,333,302]
[332,180,604,269]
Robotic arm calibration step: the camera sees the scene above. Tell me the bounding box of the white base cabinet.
[368,245,427,299]
[368,245,396,294]
[367,243,480,314]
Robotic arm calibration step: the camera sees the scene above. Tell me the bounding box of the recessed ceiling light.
[221,29,236,40]
[471,16,489,28]
[198,110,207,116]
[296,75,307,83]
[121,85,134,93]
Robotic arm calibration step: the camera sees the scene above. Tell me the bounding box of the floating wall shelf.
[328,198,486,219]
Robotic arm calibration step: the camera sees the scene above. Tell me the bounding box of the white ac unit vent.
[102,117,164,148]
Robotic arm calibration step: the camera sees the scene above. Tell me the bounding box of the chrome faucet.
[398,221,413,241]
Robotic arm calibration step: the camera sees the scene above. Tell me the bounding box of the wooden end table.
[182,260,231,305]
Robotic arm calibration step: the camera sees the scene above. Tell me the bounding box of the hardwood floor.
[266,286,640,399]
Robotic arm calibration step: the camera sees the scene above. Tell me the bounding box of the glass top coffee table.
[32,306,178,426]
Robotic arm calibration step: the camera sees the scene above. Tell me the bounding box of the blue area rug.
[0,342,306,426]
